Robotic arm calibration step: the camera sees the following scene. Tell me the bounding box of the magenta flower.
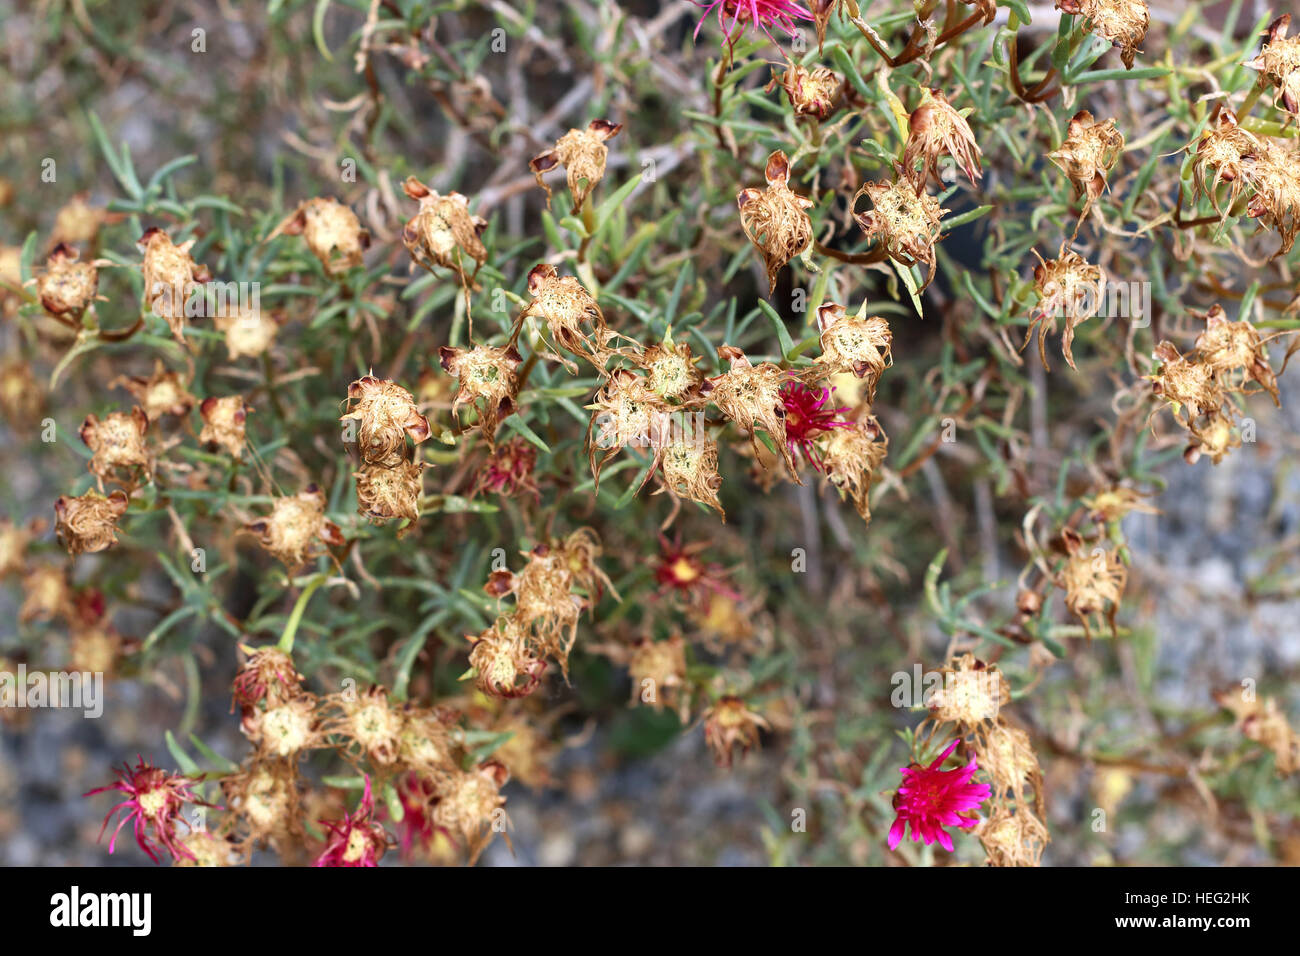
[314,775,391,867]
[888,739,991,852]
[692,0,814,46]
[779,378,850,470]
[85,756,210,864]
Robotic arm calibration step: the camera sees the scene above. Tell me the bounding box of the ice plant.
[692,0,813,46]
[888,740,991,852]
[269,197,370,277]
[778,377,850,470]
[529,119,622,213]
[314,776,391,867]
[85,756,210,864]
[54,489,129,556]
[738,150,815,296]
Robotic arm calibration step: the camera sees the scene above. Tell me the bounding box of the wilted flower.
[431,762,509,864]
[173,830,236,868]
[738,150,815,296]
[439,343,521,450]
[656,429,725,519]
[467,615,547,699]
[54,489,129,556]
[232,645,304,712]
[355,459,425,531]
[245,695,325,759]
[693,0,813,46]
[654,537,738,605]
[1149,341,1223,423]
[474,437,539,501]
[703,345,798,478]
[334,686,404,765]
[929,655,1010,727]
[401,176,487,280]
[80,406,151,489]
[396,708,457,777]
[529,119,622,213]
[271,197,370,276]
[1057,0,1149,70]
[779,378,849,470]
[85,757,210,864]
[214,304,278,361]
[976,804,1050,867]
[49,194,112,248]
[819,415,888,526]
[1057,529,1126,640]
[221,764,301,853]
[1194,304,1278,404]
[888,739,991,852]
[137,227,211,340]
[702,696,771,768]
[1241,136,1300,255]
[1048,111,1125,222]
[1082,486,1160,524]
[628,635,688,716]
[0,518,37,578]
[20,564,71,623]
[519,262,611,369]
[0,359,43,426]
[586,368,671,488]
[29,243,106,317]
[111,361,196,421]
[636,327,705,401]
[1026,246,1106,371]
[245,486,344,569]
[1246,14,1300,114]
[199,395,252,460]
[904,88,982,188]
[814,301,892,381]
[1185,408,1241,466]
[1191,109,1261,220]
[768,63,841,119]
[1215,688,1299,775]
[314,776,391,867]
[854,175,948,289]
[340,375,431,467]
[976,722,1044,803]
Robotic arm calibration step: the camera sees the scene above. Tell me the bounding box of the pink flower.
[888,739,991,852]
[314,775,391,867]
[84,756,210,864]
[692,0,814,46]
[779,378,850,470]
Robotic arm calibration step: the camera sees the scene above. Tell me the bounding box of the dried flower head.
[80,406,151,488]
[738,150,815,295]
[271,197,370,276]
[137,227,210,340]
[314,777,391,867]
[1191,109,1262,220]
[585,368,671,487]
[335,686,404,765]
[474,437,539,501]
[0,359,43,426]
[467,616,547,699]
[0,518,37,578]
[1057,0,1150,70]
[888,739,991,852]
[768,64,841,119]
[1082,486,1159,524]
[20,564,71,623]
[1057,529,1126,640]
[1026,246,1106,371]
[1246,14,1300,115]
[636,328,705,401]
[340,375,431,467]
[529,119,622,212]
[1185,408,1241,466]
[1148,341,1223,423]
[431,762,509,864]
[814,301,893,381]
[628,635,688,715]
[85,757,210,864]
[54,489,129,556]
[1215,688,1299,775]
[50,194,112,248]
[246,695,325,759]
[30,243,105,317]
[1194,305,1278,404]
[520,262,611,369]
[854,175,947,289]
[439,343,521,450]
[1049,111,1125,222]
[401,177,487,279]
[246,486,344,569]
[904,88,982,188]
[1240,136,1300,254]
[977,722,1044,803]
[657,428,725,519]
[222,763,301,852]
[703,345,798,478]
[355,458,425,531]
[693,0,813,45]
[929,655,1010,727]
[111,361,196,421]
[173,829,236,868]
[702,695,770,768]
[232,645,304,712]
[818,415,888,526]
[976,804,1050,867]
[198,395,252,460]
[214,304,278,361]
[397,709,457,777]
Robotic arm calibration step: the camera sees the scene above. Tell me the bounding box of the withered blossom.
[49,194,112,249]
[627,635,689,716]
[1246,14,1300,114]
[80,406,152,488]
[1148,341,1223,423]
[332,686,404,765]
[439,343,521,450]
[1057,529,1126,640]
[1057,0,1149,70]
[519,262,610,370]
[976,805,1050,867]
[245,696,326,759]
[354,459,425,532]
[473,437,539,501]
[1194,304,1279,405]
[232,644,305,711]
[928,655,1009,728]
[138,227,211,341]
[585,368,671,488]
[1240,136,1300,255]
[903,88,982,188]
[199,395,252,460]
[0,518,38,578]
[340,375,431,467]
[111,361,196,421]
[20,565,71,624]
[854,175,947,289]
[1025,246,1106,371]
[636,328,705,401]
[1191,109,1261,221]
[1048,111,1125,223]
[529,119,623,212]
[1082,486,1159,524]
[430,762,509,864]
[1215,688,1299,775]
[1185,408,1241,466]
[467,616,546,699]
[0,360,44,426]
[813,301,892,381]
[214,305,278,361]
[270,197,370,276]
[702,696,770,768]
[768,63,841,119]
[29,243,106,317]
[702,345,799,478]
[245,486,344,569]
[54,489,130,556]
[738,150,815,296]
[818,415,888,526]
[656,429,725,520]
[401,176,487,281]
